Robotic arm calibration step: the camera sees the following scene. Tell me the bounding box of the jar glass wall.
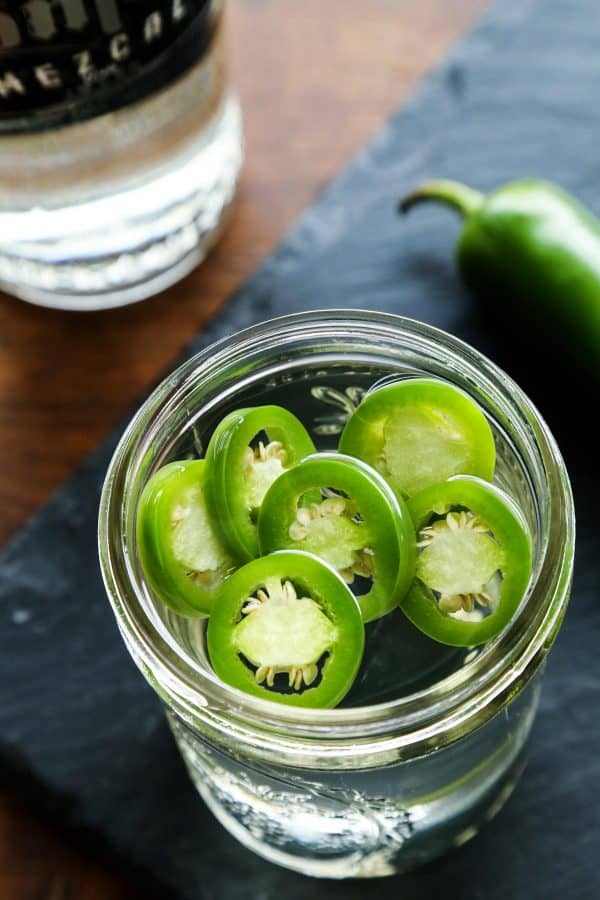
[99,311,574,877]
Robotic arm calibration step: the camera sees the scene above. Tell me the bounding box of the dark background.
[3,1,599,898]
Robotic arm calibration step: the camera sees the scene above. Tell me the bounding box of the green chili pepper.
[403,475,532,647]
[339,377,495,498]
[400,178,600,372]
[204,405,316,562]
[206,550,365,708]
[136,460,235,617]
[258,452,416,623]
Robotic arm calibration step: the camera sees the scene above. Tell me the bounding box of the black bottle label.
[0,0,218,133]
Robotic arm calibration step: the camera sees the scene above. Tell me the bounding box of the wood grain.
[0,0,486,897]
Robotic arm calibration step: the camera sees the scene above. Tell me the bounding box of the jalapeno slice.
[205,406,316,562]
[339,378,496,498]
[257,452,415,623]
[206,550,364,708]
[402,476,532,646]
[136,460,235,617]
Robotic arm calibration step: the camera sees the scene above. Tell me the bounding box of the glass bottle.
[0,0,242,310]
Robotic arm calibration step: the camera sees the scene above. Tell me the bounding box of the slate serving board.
[2,0,599,897]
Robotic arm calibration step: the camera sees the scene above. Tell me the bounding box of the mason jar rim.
[98,310,574,766]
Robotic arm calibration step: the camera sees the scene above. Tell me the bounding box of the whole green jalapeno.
[400,178,600,374]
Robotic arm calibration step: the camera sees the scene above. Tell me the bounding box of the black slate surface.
[2,0,600,897]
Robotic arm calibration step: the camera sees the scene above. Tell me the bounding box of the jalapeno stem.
[399,179,484,218]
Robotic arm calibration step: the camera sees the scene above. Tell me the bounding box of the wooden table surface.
[0,1,485,896]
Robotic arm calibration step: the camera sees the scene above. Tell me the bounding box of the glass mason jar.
[99,311,574,878]
[0,1,242,310]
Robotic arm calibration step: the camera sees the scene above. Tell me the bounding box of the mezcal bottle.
[0,0,242,309]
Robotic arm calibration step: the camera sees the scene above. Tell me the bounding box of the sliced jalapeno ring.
[206,550,364,708]
[205,405,316,562]
[402,475,532,646]
[258,452,415,623]
[339,377,496,498]
[136,460,235,617]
